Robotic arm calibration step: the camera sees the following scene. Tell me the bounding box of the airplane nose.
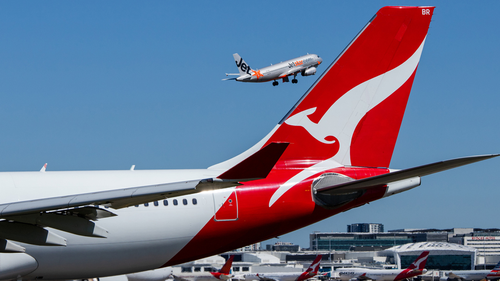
[317,56,323,65]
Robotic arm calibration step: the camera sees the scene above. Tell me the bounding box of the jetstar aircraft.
[245,255,323,281]
[173,255,235,281]
[223,53,322,86]
[441,261,500,281]
[0,5,498,281]
[335,251,430,281]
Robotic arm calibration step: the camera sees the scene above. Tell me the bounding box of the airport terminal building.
[309,231,447,251]
[381,242,477,270]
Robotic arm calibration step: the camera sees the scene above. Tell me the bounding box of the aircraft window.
[242,267,249,272]
[233,267,240,272]
[144,202,149,207]
[173,199,178,206]
[154,201,159,207]
[135,205,139,207]
[183,199,188,205]
[181,267,192,273]
[163,200,168,206]
[194,267,201,272]
[192,198,197,205]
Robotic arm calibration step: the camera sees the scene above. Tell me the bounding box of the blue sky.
[0,2,499,248]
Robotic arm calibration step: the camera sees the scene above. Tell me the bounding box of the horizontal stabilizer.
[317,154,499,195]
[218,142,289,180]
[222,77,237,81]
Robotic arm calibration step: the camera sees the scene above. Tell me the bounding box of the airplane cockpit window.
[163,200,168,206]
[183,199,188,205]
[173,199,178,206]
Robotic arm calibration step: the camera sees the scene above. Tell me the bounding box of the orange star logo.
[252,70,264,80]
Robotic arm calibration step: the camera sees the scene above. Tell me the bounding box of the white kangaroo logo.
[285,37,427,166]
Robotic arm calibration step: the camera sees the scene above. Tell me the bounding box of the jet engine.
[301,67,317,76]
[0,253,38,280]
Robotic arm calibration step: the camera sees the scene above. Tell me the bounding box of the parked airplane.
[173,255,235,281]
[441,261,500,281]
[335,251,430,281]
[224,53,322,86]
[0,5,498,281]
[100,267,173,281]
[245,255,322,281]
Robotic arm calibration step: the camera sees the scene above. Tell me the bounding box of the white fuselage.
[443,270,493,281]
[335,268,412,281]
[3,169,228,279]
[244,272,301,281]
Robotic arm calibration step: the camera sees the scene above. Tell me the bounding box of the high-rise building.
[347,223,384,233]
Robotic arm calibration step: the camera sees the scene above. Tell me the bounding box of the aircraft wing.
[448,273,465,280]
[278,67,305,78]
[0,178,232,218]
[172,275,192,281]
[316,154,499,196]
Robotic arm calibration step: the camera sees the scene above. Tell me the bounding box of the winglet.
[40,163,47,172]
[218,143,289,181]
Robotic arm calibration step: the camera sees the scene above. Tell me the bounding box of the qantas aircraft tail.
[219,255,234,274]
[210,255,234,280]
[297,255,322,281]
[406,251,430,271]
[211,7,497,187]
[212,6,435,172]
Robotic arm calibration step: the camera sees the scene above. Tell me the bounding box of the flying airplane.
[224,53,322,86]
[173,255,235,281]
[335,251,430,281]
[245,255,323,281]
[440,261,500,281]
[0,5,498,281]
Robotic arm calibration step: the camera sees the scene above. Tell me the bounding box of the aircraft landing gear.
[292,79,298,84]
[272,81,279,86]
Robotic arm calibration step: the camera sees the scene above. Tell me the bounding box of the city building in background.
[347,223,384,233]
[266,242,301,252]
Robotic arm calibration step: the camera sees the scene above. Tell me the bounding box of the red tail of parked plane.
[297,255,323,281]
[210,255,235,280]
[396,251,430,280]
